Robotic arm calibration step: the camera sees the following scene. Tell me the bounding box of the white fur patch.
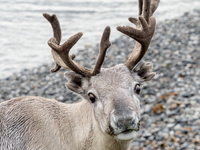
[116,131,138,141]
[132,94,140,109]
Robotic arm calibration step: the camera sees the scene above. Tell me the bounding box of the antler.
[43,13,62,72]
[117,0,160,71]
[44,13,111,77]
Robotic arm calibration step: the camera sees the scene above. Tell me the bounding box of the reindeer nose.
[116,116,135,129]
[111,111,140,132]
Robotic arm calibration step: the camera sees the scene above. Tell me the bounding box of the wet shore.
[1,10,200,150]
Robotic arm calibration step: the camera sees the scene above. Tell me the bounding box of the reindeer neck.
[59,100,131,150]
[57,100,92,149]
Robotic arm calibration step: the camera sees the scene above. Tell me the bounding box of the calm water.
[1,0,200,79]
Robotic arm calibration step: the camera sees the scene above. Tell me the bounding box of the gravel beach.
[1,10,200,150]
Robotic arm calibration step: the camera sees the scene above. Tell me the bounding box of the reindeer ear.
[133,61,155,81]
[64,71,87,94]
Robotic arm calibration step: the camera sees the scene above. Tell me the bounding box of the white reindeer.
[0,0,160,150]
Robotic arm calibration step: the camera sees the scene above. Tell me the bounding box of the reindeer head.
[44,0,159,141]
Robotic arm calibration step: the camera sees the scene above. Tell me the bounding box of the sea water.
[0,0,200,79]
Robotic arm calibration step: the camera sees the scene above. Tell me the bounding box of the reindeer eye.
[88,93,96,103]
[135,84,141,94]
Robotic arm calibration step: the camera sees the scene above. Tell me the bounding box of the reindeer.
[0,0,159,150]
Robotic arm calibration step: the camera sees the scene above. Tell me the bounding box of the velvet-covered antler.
[117,0,160,71]
[44,13,111,77]
[43,13,62,72]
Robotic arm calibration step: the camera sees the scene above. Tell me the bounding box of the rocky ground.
[1,10,200,150]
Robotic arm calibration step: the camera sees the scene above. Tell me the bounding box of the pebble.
[1,9,200,150]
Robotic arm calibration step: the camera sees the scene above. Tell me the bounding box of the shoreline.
[1,10,200,149]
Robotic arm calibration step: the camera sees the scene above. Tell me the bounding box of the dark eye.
[135,84,140,94]
[88,93,96,103]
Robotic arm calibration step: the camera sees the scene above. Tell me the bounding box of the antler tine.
[43,13,62,72]
[116,0,159,71]
[139,0,159,19]
[45,13,111,77]
[49,27,111,77]
[138,0,143,16]
[43,13,61,44]
[48,33,94,77]
[44,13,77,73]
[143,0,151,24]
[151,0,160,16]
[92,26,111,75]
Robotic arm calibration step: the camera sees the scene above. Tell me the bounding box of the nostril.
[117,122,122,129]
[111,111,140,131]
[137,120,140,128]
[131,120,136,126]
[133,120,140,131]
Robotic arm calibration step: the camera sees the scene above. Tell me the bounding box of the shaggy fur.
[0,0,160,149]
[0,64,154,150]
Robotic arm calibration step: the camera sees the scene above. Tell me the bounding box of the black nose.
[111,111,140,132]
[116,116,134,129]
